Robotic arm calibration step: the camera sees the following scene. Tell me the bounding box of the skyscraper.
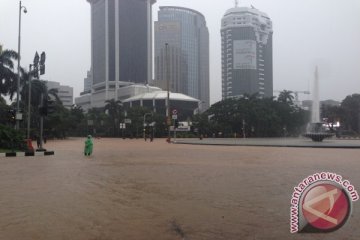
[154,6,210,111]
[221,4,273,99]
[86,0,155,106]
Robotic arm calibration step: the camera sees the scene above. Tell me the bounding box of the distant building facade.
[45,81,73,109]
[154,6,210,111]
[82,0,156,108]
[221,4,273,99]
[76,83,161,111]
[83,69,92,94]
[302,99,341,111]
[75,82,201,115]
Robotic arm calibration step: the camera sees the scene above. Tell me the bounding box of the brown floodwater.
[0,138,359,240]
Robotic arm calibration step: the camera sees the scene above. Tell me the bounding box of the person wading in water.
[84,135,93,156]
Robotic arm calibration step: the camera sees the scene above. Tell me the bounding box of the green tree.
[321,104,342,129]
[192,112,214,138]
[19,76,62,138]
[278,90,294,105]
[151,112,167,138]
[0,96,11,125]
[104,99,123,136]
[341,94,360,133]
[67,105,85,136]
[0,95,6,105]
[42,103,86,139]
[47,88,61,103]
[0,49,18,96]
[0,124,26,151]
[126,106,150,138]
[86,108,108,136]
[44,103,71,138]
[204,95,308,138]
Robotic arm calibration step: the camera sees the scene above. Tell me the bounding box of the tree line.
[194,91,309,138]
[1,46,359,144]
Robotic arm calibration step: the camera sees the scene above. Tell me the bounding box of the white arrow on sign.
[303,189,338,224]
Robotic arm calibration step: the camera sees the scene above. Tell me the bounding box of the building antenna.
[235,0,239,8]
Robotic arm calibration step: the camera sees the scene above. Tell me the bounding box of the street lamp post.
[26,64,32,139]
[16,0,27,130]
[165,43,171,142]
[30,51,46,151]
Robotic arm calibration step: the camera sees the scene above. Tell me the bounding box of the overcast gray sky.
[1,0,359,104]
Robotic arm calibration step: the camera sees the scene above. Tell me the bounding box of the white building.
[45,81,74,109]
[83,69,92,94]
[221,3,273,99]
[75,82,162,111]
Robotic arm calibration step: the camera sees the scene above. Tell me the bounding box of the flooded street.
[0,138,359,240]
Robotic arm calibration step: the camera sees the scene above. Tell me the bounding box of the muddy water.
[0,138,359,240]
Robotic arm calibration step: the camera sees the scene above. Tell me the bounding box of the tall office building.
[86,0,156,106]
[154,6,210,111]
[221,4,273,99]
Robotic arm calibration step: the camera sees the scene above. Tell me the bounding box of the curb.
[0,151,55,158]
[172,141,360,149]
[337,137,360,140]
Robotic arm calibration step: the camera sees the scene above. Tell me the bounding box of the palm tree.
[86,107,107,136]
[16,74,62,137]
[0,95,6,105]
[104,99,123,118]
[104,99,123,136]
[0,94,11,125]
[0,49,18,96]
[18,67,61,107]
[47,88,61,104]
[278,90,294,105]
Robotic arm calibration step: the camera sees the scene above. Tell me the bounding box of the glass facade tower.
[87,0,156,100]
[154,6,210,111]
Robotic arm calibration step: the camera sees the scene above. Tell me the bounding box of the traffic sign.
[172,109,177,115]
[172,114,177,120]
[16,113,23,120]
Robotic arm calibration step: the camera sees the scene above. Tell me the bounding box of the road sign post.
[172,109,178,141]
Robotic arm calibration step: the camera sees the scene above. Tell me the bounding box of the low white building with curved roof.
[122,91,200,119]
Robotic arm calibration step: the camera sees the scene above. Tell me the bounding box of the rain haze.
[1,0,359,104]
